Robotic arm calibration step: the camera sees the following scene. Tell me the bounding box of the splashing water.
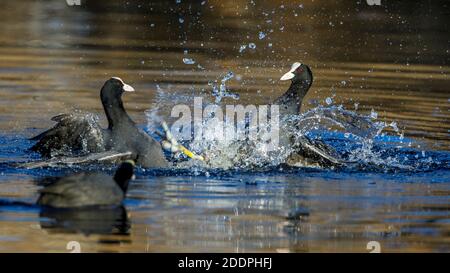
[171,103,448,172]
[285,106,448,172]
[210,72,240,104]
[144,82,448,173]
[239,42,257,53]
[145,84,199,137]
[182,58,195,65]
[258,31,266,40]
[248,43,257,49]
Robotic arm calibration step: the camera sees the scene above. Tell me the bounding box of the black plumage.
[30,77,168,168]
[276,63,343,167]
[37,160,135,208]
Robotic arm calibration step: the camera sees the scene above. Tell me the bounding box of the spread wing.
[288,135,345,167]
[30,113,107,157]
[16,151,134,169]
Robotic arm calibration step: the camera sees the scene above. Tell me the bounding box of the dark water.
[0,0,449,252]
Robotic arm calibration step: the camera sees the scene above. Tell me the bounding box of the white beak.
[123,83,135,92]
[280,71,295,81]
[280,62,302,81]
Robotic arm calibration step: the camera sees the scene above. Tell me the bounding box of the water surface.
[0,0,449,252]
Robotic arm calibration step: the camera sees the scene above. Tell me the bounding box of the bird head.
[280,62,313,87]
[100,77,135,104]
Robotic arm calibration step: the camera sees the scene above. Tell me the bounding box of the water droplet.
[182,58,195,65]
[370,109,378,119]
[222,71,234,82]
[179,17,184,24]
[239,44,247,53]
[211,72,239,103]
[389,121,399,132]
[248,42,256,49]
[258,31,266,40]
[325,97,333,105]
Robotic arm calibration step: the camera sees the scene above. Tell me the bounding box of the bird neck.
[278,80,311,110]
[114,175,130,193]
[286,80,310,102]
[102,97,135,130]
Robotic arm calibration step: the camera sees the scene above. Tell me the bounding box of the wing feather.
[30,113,107,157]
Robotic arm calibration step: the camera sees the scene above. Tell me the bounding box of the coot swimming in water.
[37,160,135,208]
[276,62,343,167]
[30,77,168,168]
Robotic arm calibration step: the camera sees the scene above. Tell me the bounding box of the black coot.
[30,77,168,168]
[276,63,343,167]
[37,160,135,208]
